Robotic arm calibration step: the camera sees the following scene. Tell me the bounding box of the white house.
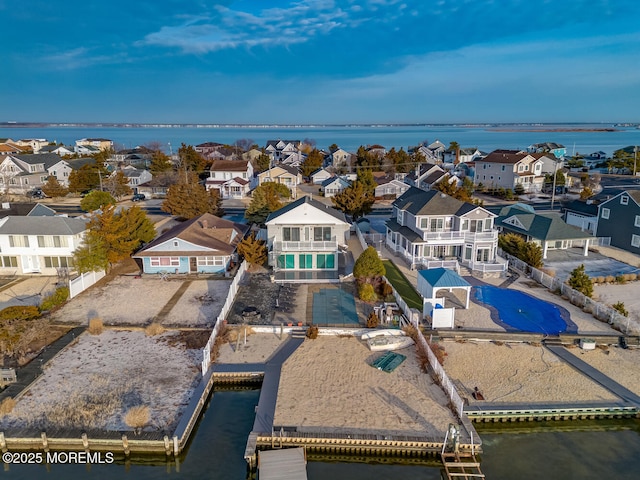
[119,168,153,189]
[0,216,87,275]
[474,150,544,192]
[404,163,447,191]
[15,139,49,153]
[321,176,351,198]
[265,140,300,162]
[328,148,352,169]
[265,196,351,282]
[310,168,333,185]
[443,147,483,165]
[75,138,113,151]
[0,154,57,193]
[205,159,254,199]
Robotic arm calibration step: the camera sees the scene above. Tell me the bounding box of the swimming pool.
[474,286,577,335]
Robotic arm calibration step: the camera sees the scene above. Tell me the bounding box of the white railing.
[464,231,498,242]
[460,257,508,273]
[201,260,248,375]
[355,224,368,252]
[273,238,337,252]
[422,231,464,241]
[69,270,106,298]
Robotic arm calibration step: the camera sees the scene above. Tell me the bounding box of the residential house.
[265,140,300,163]
[133,214,249,274]
[113,147,154,167]
[582,151,608,169]
[0,202,57,219]
[243,148,263,163]
[595,190,640,254]
[443,147,483,165]
[474,149,544,192]
[0,142,29,157]
[0,216,87,275]
[42,154,73,186]
[15,139,49,153]
[366,144,386,159]
[205,159,254,199]
[38,144,75,157]
[404,163,447,191]
[321,176,351,198]
[74,144,102,155]
[374,174,410,199]
[328,148,352,170]
[310,168,333,185]
[386,188,503,272]
[385,187,504,274]
[256,165,302,198]
[265,196,351,281]
[527,142,566,159]
[118,167,153,190]
[563,199,600,234]
[195,142,225,156]
[75,138,113,152]
[496,204,593,258]
[0,153,59,193]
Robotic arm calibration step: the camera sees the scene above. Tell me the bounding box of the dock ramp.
[258,447,307,480]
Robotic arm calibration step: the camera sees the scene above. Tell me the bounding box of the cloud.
[43,46,133,70]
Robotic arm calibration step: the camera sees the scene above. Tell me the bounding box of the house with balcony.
[75,138,113,152]
[265,196,351,282]
[474,149,544,192]
[205,159,254,199]
[0,216,87,275]
[385,187,505,274]
[0,154,55,193]
[527,142,566,159]
[256,165,302,198]
[265,140,301,163]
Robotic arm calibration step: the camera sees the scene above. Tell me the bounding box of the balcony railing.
[460,256,508,272]
[420,230,498,242]
[273,237,337,252]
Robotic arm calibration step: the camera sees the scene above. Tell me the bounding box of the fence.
[201,260,248,375]
[69,270,106,298]
[354,223,368,252]
[497,249,640,335]
[381,275,421,328]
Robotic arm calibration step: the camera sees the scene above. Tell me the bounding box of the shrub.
[366,311,379,328]
[0,305,41,322]
[605,275,615,283]
[358,283,377,302]
[0,397,16,416]
[595,276,606,284]
[39,286,70,312]
[145,322,165,336]
[568,265,593,298]
[124,405,150,430]
[514,184,525,195]
[381,282,394,298]
[306,325,319,339]
[353,246,385,282]
[612,302,629,317]
[615,275,626,284]
[88,318,104,335]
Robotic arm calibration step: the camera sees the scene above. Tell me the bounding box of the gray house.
[595,190,640,254]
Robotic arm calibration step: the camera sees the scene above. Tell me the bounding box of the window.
[44,256,73,268]
[197,256,224,266]
[9,235,29,247]
[282,227,300,242]
[173,240,179,247]
[636,216,640,227]
[150,257,180,267]
[461,219,469,230]
[1,256,17,268]
[501,165,505,171]
[601,208,610,219]
[316,254,335,269]
[37,235,66,248]
[632,235,640,248]
[420,217,429,229]
[314,226,332,241]
[430,218,444,231]
[299,254,313,269]
[621,196,629,205]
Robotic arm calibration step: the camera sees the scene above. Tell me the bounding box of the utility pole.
[550,158,558,211]
[634,146,638,177]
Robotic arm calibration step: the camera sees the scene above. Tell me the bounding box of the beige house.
[256,165,302,198]
[75,138,113,151]
[474,150,544,192]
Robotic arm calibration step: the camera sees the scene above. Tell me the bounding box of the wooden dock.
[258,447,308,480]
[441,452,485,479]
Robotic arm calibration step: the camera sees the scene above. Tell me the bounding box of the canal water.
[3,389,640,479]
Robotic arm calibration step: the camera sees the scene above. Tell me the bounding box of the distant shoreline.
[490,128,618,132]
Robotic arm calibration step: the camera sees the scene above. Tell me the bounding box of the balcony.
[420,230,498,242]
[273,237,338,252]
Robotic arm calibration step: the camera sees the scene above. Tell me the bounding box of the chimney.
[202,219,208,229]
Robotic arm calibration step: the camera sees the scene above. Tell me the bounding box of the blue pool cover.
[312,288,359,326]
[474,286,577,335]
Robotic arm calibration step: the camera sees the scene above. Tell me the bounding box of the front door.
[190,257,197,273]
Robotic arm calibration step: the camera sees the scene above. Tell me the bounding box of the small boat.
[361,329,414,352]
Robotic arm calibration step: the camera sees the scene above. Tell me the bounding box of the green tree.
[434,175,473,202]
[118,205,156,250]
[162,170,223,219]
[68,160,109,193]
[80,191,116,212]
[41,176,68,198]
[300,148,324,178]
[356,168,376,196]
[149,150,173,175]
[237,233,267,267]
[448,141,460,164]
[518,241,543,268]
[330,181,374,219]
[73,234,109,273]
[254,152,271,172]
[245,182,291,225]
[612,301,628,317]
[580,186,594,200]
[103,171,132,199]
[567,264,593,298]
[178,143,206,173]
[514,183,525,196]
[353,246,385,283]
[544,170,566,186]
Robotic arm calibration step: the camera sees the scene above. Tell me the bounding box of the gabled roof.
[496,205,593,241]
[476,150,528,164]
[210,159,249,172]
[418,268,471,288]
[321,176,350,187]
[265,196,349,224]
[0,216,87,235]
[135,214,249,257]
[0,203,56,218]
[563,199,600,216]
[393,187,491,217]
[67,157,98,170]
[599,190,640,208]
[13,153,61,166]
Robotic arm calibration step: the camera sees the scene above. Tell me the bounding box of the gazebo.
[417,268,472,310]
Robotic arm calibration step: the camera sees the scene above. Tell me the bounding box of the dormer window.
[621,196,629,205]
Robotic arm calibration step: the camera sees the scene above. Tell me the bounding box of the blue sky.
[1,0,639,124]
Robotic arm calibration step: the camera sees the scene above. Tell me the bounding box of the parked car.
[132,193,146,202]
[28,189,47,199]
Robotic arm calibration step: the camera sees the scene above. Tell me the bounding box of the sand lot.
[273,336,457,439]
[0,277,60,310]
[441,340,618,405]
[594,282,640,323]
[567,346,640,397]
[0,329,201,433]
[50,276,231,327]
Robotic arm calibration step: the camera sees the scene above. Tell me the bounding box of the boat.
[361,329,414,351]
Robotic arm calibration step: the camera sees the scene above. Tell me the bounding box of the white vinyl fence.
[201,260,248,375]
[69,270,106,298]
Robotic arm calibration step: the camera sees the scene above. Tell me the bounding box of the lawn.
[382,260,422,310]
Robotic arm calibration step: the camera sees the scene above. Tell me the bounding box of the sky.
[1,0,639,124]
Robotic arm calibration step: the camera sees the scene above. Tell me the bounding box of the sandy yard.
[441,340,618,405]
[216,329,288,364]
[0,330,201,433]
[273,336,457,439]
[0,277,60,310]
[49,276,231,327]
[594,283,640,323]
[567,346,640,397]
